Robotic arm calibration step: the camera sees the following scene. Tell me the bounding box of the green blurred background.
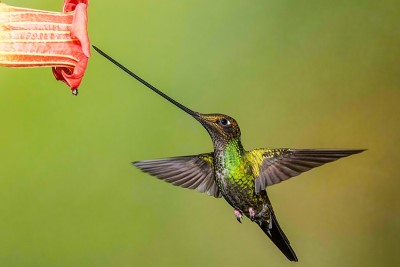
[1,0,399,266]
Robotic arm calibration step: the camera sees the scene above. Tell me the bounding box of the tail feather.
[259,210,298,262]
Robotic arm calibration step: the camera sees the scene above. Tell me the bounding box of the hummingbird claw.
[249,207,256,221]
[234,209,243,223]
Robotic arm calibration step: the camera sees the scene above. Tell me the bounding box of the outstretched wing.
[250,149,365,193]
[132,153,221,198]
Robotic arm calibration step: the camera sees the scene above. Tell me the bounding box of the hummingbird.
[93,45,364,262]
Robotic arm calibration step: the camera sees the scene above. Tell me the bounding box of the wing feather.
[133,153,221,198]
[254,149,365,193]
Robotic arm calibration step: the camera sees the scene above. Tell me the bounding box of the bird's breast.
[214,154,265,215]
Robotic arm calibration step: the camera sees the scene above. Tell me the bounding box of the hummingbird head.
[193,113,241,144]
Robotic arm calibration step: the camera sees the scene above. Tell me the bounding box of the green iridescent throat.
[223,138,246,180]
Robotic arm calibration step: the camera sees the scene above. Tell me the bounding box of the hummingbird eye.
[218,118,230,127]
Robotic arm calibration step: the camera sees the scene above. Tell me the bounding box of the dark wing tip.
[329,148,367,157]
[131,160,152,172]
[294,148,366,155]
[344,149,366,157]
[131,161,141,169]
[290,149,366,161]
[332,149,366,154]
[353,149,367,154]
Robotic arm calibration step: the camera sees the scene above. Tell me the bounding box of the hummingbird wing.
[251,149,364,193]
[133,153,221,198]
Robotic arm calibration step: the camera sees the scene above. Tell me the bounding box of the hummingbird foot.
[234,209,243,223]
[249,207,256,221]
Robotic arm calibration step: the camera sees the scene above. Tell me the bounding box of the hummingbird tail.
[259,211,298,262]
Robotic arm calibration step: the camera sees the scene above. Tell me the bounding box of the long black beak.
[92,45,199,118]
